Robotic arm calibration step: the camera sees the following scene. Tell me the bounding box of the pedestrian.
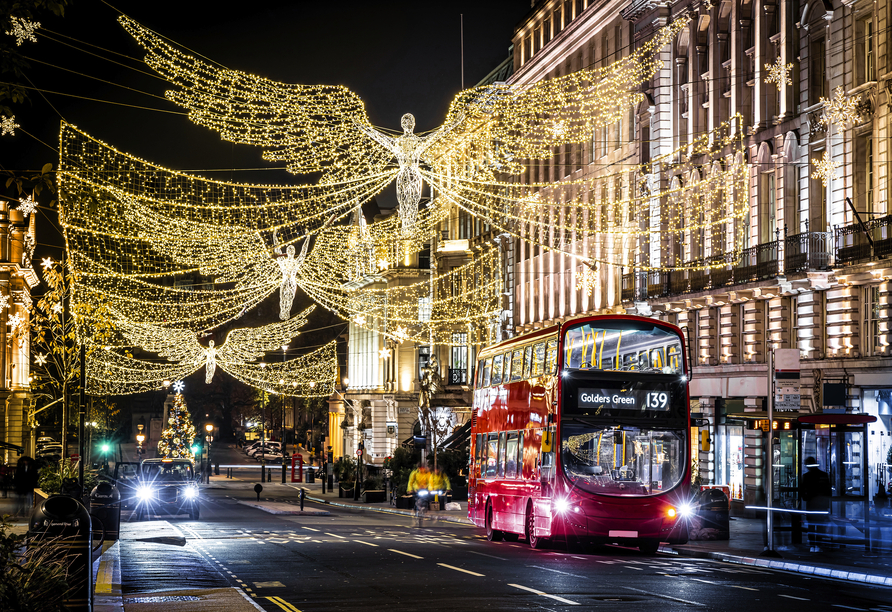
[801,456,832,552]
[13,456,38,517]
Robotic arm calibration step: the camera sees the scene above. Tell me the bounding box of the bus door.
[539,425,556,497]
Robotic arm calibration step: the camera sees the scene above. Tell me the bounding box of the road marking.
[779,595,809,601]
[389,549,423,559]
[438,563,485,577]
[571,556,587,560]
[354,540,378,547]
[622,586,705,607]
[624,566,643,570]
[466,550,506,561]
[527,565,586,579]
[302,527,320,532]
[508,584,580,606]
[832,606,865,611]
[266,596,302,612]
[325,533,346,539]
[691,578,718,585]
[254,581,286,588]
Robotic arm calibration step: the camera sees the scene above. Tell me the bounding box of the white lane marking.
[691,578,718,585]
[730,585,759,591]
[526,565,586,579]
[354,540,378,547]
[466,550,507,561]
[832,606,865,611]
[389,549,423,559]
[302,527,320,532]
[438,563,485,577]
[508,583,580,606]
[779,595,809,601]
[624,566,643,570]
[571,556,587,560]
[325,533,346,539]
[622,586,705,607]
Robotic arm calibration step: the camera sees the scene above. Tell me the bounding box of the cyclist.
[407,462,431,523]
[429,467,451,510]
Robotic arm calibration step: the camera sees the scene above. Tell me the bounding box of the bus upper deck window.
[482,358,492,387]
[531,342,546,377]
[510,348,525,382]
[522,345,533,379]
[545,338,558,374]
[491,354,503,386]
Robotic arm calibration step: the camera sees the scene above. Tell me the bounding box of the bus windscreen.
[563,321,684,374]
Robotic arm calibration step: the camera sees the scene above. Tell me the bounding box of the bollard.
[90,481,121,541]
[214,463,220,476]
[254,483,263,501]
[28,495,94,611]
[300,488,305,511]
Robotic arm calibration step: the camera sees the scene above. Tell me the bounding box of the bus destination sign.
[577,388,671,412]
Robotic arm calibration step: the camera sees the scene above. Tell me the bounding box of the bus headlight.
[553,498,569,514]
[678,502,694,518]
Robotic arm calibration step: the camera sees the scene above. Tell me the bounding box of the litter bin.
[28,494,94,611]
[306,467,315,483]
[690,488,730,540]
[90,481,121,540]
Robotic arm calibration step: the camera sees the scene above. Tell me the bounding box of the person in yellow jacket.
[407,463,430,494]
[429,468,450,492]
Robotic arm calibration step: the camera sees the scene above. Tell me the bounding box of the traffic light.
[100,443,110,454]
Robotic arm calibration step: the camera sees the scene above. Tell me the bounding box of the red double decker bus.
[468,314,693,554]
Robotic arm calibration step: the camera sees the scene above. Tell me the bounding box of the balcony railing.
[785,231,831,273]
[448,368,467,385]
[734,240,779,284]
[834,214,892,266]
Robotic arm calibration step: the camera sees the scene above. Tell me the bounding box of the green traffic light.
[191,445,199,454]
[101,444,110,453]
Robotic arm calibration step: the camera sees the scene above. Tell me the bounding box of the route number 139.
[645,392,669,409]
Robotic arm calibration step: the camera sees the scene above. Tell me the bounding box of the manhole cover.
[124,596,202,603]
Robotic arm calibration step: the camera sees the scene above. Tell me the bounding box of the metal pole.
[78,343,85,493]
[260,392,266,483]
[762,347,781,557]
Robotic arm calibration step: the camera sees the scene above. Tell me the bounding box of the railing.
[834,214,892,266]
[448,368,467,385]
[785,231,832,273]
[735,240,779,283]
[621,273,635,302]
[646,270,670,299]
[669,269,689,295]
[689,259,710,292]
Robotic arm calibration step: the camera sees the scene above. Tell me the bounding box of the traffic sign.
[356,449,362,456]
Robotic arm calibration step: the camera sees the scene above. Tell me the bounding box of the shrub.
[0,517,71,611]
[37,460,98,496]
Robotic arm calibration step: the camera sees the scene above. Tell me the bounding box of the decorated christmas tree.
[158,392,197,459]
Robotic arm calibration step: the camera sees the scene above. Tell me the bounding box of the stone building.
[508,0,890,517]
[0,200,39,463]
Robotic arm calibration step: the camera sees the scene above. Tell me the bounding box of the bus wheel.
[526,502,546,549]
[485,503,503,542]
[638,539,660,555]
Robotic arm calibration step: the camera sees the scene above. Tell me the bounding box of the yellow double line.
[266,596,302,612]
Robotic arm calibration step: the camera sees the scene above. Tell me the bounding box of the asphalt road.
[121,485,892,612]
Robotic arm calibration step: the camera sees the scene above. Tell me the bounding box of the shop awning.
[797,414,877,425]
[440,421,472,450]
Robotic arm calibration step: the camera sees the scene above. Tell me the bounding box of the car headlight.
[183,487,199,500]
[136,485,154,500]
[553,498,569,514]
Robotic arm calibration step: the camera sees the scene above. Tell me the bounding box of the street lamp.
[205,423,214,484]
[136,433,145,461]
[281,344,288,484]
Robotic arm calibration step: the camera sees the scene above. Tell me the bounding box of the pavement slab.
[237,501,330,515]
[121,588,264,612]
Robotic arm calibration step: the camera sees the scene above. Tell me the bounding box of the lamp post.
[136,433,145,462]
[281,345,288,484]
[205,423,214,484]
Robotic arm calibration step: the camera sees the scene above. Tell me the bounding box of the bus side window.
[531,342,545,377]
[510,348,524,382]
[486,434,499,478]
[505,432,518,478]
[517,431,525,479]
[545,338,558,374]
[491,354,503,386]
[475,434,484,478]
[497,432,508,478]
[522,345,533,379]
[482,358,492,387]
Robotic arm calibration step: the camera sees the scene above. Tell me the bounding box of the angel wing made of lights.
[115,306,314,384]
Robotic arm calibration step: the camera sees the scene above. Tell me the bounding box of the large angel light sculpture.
[114,306,314,385]
[119,14,688,238]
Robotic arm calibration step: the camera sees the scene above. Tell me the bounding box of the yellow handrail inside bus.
[597,329,605,370]
[616,331,622,370]
[597,432,603,466]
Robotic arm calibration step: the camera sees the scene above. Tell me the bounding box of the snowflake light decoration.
[354,314,366,327]
[1,115,20,136]
[378,347,391,360]
[811,150,839,187]
[392,326,409,343]
[41,257,54,270]
[52,302,63,314]
[575,263,600,297]
[17,196,37,217]
[764,56,793,87]
[172,380,185,392]
[35,353,48,366]
[6,17,40,46]
[0,294,7,311]
[820,87,861,128]
[7,312,24,331]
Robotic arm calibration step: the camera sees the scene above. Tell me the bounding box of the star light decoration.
[820,87,861,128]
[1,115,20,136]
[764,56,793,88]
[35,353,48,366]
[5,17,40,46]
[811,150,839,187]
[17,196,37,217]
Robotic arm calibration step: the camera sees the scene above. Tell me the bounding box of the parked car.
[36,444,63,461]
[36,436,57,450]
[134,458,200,520]
[254,449,286,463]
[113,461,141,509]
[247,442,283,457]
[244,441,265,455]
